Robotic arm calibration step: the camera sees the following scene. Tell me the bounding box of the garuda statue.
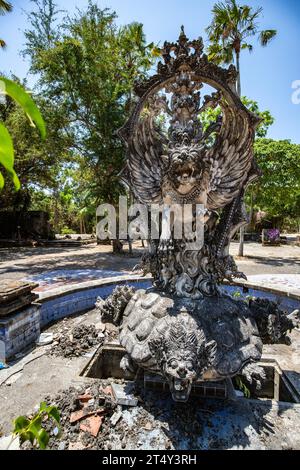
[114,28,297,402]
[119,27,261,300]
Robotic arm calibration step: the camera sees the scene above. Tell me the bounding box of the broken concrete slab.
[0,280,38,304]
[36,333,54,346]
[111,382,138,407]
[110,406,123,426]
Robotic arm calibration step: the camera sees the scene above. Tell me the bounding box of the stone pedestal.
[0,280,40,361]
[0,305,41,362]
[0,280,39,318]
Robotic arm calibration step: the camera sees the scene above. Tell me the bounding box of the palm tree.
[206,0,277,255]
[0,0,12,49]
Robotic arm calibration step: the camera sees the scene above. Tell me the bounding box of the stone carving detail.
[119,27,260,299]
[96,286,135,326]
[249,298,300,345]
[240,363,266,391]
[119,291,264,402]
[148,317,217,402]
[115,29,294,402]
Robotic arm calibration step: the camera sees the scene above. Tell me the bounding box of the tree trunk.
[236,51,241,97]
[113,239,123,254]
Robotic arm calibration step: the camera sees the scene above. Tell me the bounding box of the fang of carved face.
[178,365,187,378]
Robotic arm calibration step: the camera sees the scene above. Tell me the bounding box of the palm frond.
[0,38,7,49]
[241,43,253,53]
[259,29,277,46]
[0,0,12,15]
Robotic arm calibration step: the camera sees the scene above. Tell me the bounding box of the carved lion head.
[149,316,216,402]
[167,144,204,194]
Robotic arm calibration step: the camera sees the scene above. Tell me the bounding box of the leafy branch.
[0,77,46,190]
[12,402,60,450]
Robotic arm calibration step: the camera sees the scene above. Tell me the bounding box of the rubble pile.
[49,324,103,358]
[19,376,296,450]
[20,381,218,450]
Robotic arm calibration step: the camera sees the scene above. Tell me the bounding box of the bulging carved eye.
[186,362,194,371]
[170,359,178,369]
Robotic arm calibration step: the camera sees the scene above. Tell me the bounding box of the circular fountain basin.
[2,273,299,368]
[37,274,300,329]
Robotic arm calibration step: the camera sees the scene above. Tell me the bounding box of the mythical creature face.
[149,317,216,402]
[168,145,204,195]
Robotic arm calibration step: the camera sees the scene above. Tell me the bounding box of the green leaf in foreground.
[0,77,46,139]
[47,406,60,424]
[0,122,20,190]
[12,403,60,450]
[13,416,30,433]
[36,429,50,450]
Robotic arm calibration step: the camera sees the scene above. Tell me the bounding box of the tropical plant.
[250,138,300,228]
[23,0,157,246]
[0,0,12,49]
[0,77,46,191]
[206,0,277,96]
[201,96,274,139]
[206,0,277,255]
[12,402,60,450]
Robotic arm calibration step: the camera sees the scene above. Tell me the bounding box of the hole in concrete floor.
[81,344,299,403]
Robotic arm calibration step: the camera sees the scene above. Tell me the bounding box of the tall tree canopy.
[23,0,157,208]
[206,0,277,95]
[251,139,300,227]
[206,0,277,253]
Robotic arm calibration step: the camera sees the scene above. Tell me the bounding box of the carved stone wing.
[205,100,258,211]
[121,110,167,205]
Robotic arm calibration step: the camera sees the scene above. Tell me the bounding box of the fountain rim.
[35,273,300,304]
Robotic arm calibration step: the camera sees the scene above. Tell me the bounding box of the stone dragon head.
[149,315,217,402]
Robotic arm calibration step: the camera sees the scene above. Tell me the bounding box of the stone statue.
[111,28,297,402]
[119,27,260,299]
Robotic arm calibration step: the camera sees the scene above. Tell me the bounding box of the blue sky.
[1,0,300,143]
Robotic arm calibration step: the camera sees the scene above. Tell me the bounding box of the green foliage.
[242,97,274,138]
[0,0,12,13]
[0,77,46,191]
[20,0,156,237]
[0,0,12,49]
[0,78,46,138]
[200,97,274,139]
[232,290,242,298]
[206,0,277,95]
[61,226,76,235]
[206,0,277,62]
[249,139,300,222]
[234,376,251,398]
[0,123,19,189]
[13,402,60,450]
